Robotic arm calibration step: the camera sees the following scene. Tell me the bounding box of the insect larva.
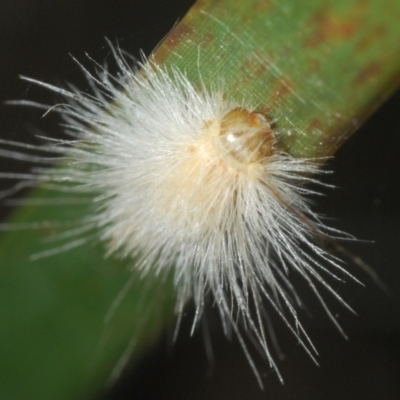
[1,48,367,388]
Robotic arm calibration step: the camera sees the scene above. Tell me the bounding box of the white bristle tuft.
[2,47,363,387]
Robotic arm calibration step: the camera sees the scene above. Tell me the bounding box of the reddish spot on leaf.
[271,76,294,101]
[304,6,363,47]
[255,0,272,12]
[356,25,386,51]
[242,51,272,78]
[310,118,324,131]
[355,61,381,85]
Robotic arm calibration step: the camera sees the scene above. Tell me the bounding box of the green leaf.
[0,185,176,399]
[1,1,399,399]
[153,0,400,157]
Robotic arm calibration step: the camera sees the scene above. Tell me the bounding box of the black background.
[1,1,399,399]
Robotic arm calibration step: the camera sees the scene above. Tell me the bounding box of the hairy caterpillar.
[0,44,371,388]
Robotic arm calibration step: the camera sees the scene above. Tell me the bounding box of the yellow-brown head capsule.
[204,107,275,173]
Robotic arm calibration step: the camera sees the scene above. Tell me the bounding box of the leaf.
[0,1,399,399]
[0,185,176,399]
[153,0,400,157]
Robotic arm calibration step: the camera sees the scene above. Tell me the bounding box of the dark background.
[1,1,399,399]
